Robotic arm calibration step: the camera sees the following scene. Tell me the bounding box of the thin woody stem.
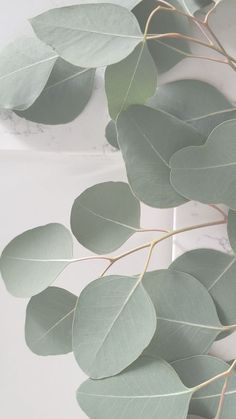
[214,376,231,419]
[193,360,236,393]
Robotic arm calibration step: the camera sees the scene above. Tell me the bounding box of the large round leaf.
[25,287,77,355]
[0,224,73,297]
[30,4,143,68]
[143,270,223,362]
[17,59,95,124]
[70,182,140,254]
[105,42,157,119]
[170,120,236,209]
[173,355,236,419]
[73,275,156,378]
[148,79,236,137]
[170,249,236,327]
[117,105,204,208]
[0,37,57,110]
[77,357,193,419]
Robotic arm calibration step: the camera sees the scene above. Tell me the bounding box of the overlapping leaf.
[72,275,156,378]
[25,287,77,355]
[70,182,140,254]
[0,224,73,297]
[170,120,236,209]
[117,105,204,208]
[77,357,193,418]
[31,4,143,68]
[105,120,119,149]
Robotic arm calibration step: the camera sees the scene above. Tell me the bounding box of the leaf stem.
[214,375,231,419]
[193,360,236,393]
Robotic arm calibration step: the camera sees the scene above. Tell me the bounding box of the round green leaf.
[73,275,157,378]
[70,182,140,254]
[30,4,143,68]
[117,105,204,208]
[25,287,77,355]
[148,79,236,137]
[16,59,95,124]
[105,120,119,149]
[0,224,73,298]
[105,42,157,119]
[170,249,236,327]
[227,210,236,253]
[143,270,223,362]
[0,37,57,110]
[173,355,236,419]
[170,120,236,209]
[77,357,193,419]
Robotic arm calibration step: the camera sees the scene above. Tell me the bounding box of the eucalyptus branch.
[193,360,236,393]
[214,375,231,419]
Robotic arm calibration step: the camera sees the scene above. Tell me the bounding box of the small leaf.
[173,355,236,419]
[170,249,236,327]
[25,287,77,355]
[17,59,95,124]
[70,182,140,254]
[105,120,119,149]
[0,224,73,297]
[143,270,223,362]
[73,275,157,378]
[0,37,57,110]
[227,210,236,253]
[31,4,143,68]
[105,42,157,119]
[117,105,204,208]
[77,357,193,418]
[170,120,236,209]
[148,79,236,137]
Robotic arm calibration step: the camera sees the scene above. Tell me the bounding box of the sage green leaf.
[77,357,193,418]
[170,249,236,327]
[143,270,223,362]
[188,416,206,419]
[73,275,157,378]
[105,120,119,149]
[30,4,143,68]
[148,80,236,137]
[181,0,213,14]
[25,287,77,355]
[0,224,73,298]
[117,105,204,208]
[105,42,157,119]
[16,59,95,124]
[70,182,140,254]
[0,37,57,110]
[134,0,191,73]
[173,355,236,419]
[77,0,142,9]
[208,0,236,58]
[227,210,236,253]
[170,120,236,209]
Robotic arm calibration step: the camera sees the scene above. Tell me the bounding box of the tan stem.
[214,376,231,419]
[193,360,236,392]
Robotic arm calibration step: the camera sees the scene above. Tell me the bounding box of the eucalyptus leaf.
[105,120,119,149]
[181,0,213,14]
[227,210,236,253]
[31,4,143,68]
[134,0,191,73]
[188,416,206,419]
[105,42,157,119]
[70,182,140,254]
[25,287,77,355]
[0,224,73,298]
[117,105,204,208]
[170,120,236,209]
[173,355,236,419]
[171,249,236,327]
[0,37,57,110]
[147,79,236,137]
[77,0,143,9]
[16,59,95,124]
[208,0,236,57]
[73,275,157,378]
[77,357,193,418]
[143,270,223,361]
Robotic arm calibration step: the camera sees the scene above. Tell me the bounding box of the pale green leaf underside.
[0,37,57,110]
[105,42,157,119]
[173,355,236,419]
[17,59,95,124]
[30,4,143,68]
[73,275,156,378]
[117,105,204,208]
[0,224,73,297]
[25,287,77,355]
[77,357,192,419]
[143,270,223,362]
[70,182,140,254]
[170,120,236,209]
